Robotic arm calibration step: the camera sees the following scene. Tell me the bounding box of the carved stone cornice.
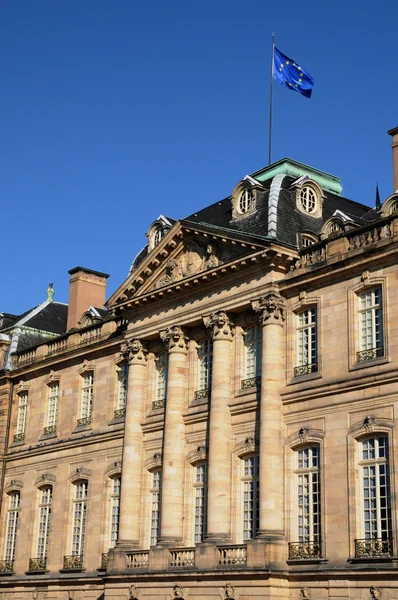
[160,325,188,353]
[251,292,286,326]
[121,339,148,365]
[203,311,234,341]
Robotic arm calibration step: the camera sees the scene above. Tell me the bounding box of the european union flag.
[273,47,314,98]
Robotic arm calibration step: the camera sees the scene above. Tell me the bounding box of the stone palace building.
[1,127,398,600]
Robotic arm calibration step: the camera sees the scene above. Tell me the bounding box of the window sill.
[349,357,389,372]
[59,568,86,573]
[108,416,125,426]
[39,432,57,441]
[287,372,322,386]
[10,439,25,448]
[71,424,92,434]
[287,558,328,565]
[347,557,396,563]
[25,569,48,575]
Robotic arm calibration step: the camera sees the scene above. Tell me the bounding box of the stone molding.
[105,461,122,478]
[68,467,92,483]
[251,292,286,326]
[286,427,325,449]
[348,416,393,439]
[233,437,258,457]
[77,360,96,376]
[160,325,188,353]
[203,311,234,341]
[43,370,61,386]
[5,479,23,493]
[121,338,148,365]
[187,445,207,464]
[34,472,56,488]
[145,452,162,471]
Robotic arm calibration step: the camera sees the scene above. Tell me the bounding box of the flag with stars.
[273,46,314,98]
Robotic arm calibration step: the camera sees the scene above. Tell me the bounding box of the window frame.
[109,476,121,549]
[295,307,318,377]
[193,462,208,544]
[79,371,94,423]
[149,470,161,546]
[4,491,20,563]
[116,363,128,411]
[241,454,260,542]
[243,324,262,384]
[71,480,88,558]
[35,485,53,560]
[196,339,213,395]
[15,391,28,441]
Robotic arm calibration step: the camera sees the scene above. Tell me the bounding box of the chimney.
[67,267,110,330]
[388,126,398,193]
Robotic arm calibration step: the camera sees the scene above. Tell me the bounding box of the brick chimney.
[388,126,398,193]
[67,267,110,331]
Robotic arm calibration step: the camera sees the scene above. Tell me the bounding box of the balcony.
[152,399,165,410]
[194,388,210,401]
[99,553,108,570]
[288,540,322,560]
[28,557,47,572]
[62,554,84,570]
[13,433,25,443]
[126,551,149,569]
[114,408,125,419]
[43,425,56,436]
[0,560,14,575]
[218,544,247,567]
[169,548,195,568]
[355,538,393,559]
[356,346,384,363]
[241,376,261,390]
[294,363,318,377]
[76,416,91,427]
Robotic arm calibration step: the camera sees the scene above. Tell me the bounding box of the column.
[116,339,148,548]
[251,291,286,538]
[203,311,234,542]
[158,325,188,545]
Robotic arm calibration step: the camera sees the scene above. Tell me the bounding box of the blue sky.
[2,0,397,313]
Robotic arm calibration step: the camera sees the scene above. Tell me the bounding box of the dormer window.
[147,216,172,251]
[239,189,254,214]
[300,187,317,214]
[299,233,318,249]
[389,199,398,215]
[153,227,163,246]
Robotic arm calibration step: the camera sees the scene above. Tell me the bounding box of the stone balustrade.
[126,551,149,569]
[169,548,195,568]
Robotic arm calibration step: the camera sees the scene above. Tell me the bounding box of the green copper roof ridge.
[251,157,343,196]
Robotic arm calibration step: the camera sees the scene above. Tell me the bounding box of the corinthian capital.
[251,292,286,326]
[160,325,189,353]
[121,339,148,365]
[203,310,234,341]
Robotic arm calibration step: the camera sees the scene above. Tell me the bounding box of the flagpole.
[268,33,275,165]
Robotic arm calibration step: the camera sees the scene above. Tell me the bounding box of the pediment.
[107,221,268,310]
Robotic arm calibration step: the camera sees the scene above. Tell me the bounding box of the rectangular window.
[361,437,391,541]
[47,383,59,428]
[150,471,161,546]
[297,446,321,543]
[197,340,213,392]
[16,392,28,438]
[36,487,52,558]
[110,477,121,548]
[244,325,262,380]
[242,455,259,541]
[358,288,384,361]
[154,352,168,409]
[194,463,208,543]
[116,365,128,410]
[72,481,88,556]
[295,308,318,376]
[80,373,94,421]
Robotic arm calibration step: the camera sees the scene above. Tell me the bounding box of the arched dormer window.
[298,232,318,250]
[146,215,172,251]
[231,177,262,220]
[380,193,398,218]
[320,217,345,239]
[291,177,324,218]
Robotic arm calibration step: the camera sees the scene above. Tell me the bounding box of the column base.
[247,532,287,568]
[195,541,218,570]
[114,538,140,550]
[204,533,231,544]
[256,529,285,540]
[156,536,183,548]
[149,546,169,570]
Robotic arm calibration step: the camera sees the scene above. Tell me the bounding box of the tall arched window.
[4,491,20,568]
[193,463,208,543]
[109,476,121,548]
[355,436,392,558]
[153,352,168,409]
[241,455,259,541]
[63,480,88,570]
[30,486,52,571]
[45,383,59,435]
[196,339,213,398]
[242,325,262,388]
[150,471,161,546]
[357,287,384,361]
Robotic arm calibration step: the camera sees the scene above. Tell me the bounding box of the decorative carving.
[195,445,206,460]
[363,415,376,434]
[205,243,222,270]
[370,587,382,600]
[129,584,140,600]
[223,583,235,599]
[298,427,310,444]
[251,292,286,326]
[361,270,371,286]
[153,453,162,466]
[121,339,148,365]
[160,325,188,353]
[203,311,234,341]
[156,259,182,288]
[173,584,184,599]
[300,588,311,599]
[244,437,255,453]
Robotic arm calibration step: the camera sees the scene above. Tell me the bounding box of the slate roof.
[22,302,68,335]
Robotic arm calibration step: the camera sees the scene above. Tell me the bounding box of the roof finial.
[375,182,381,210]
[46,283,55,302]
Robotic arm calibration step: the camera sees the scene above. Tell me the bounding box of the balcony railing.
[16,349,37,366]
[194,388,210,401]
[218,544,247,567]
[43,425,56,435]
[289,540,322,560]
[77,416,91,427]
[169,548,195,568]
[114,408,126,419]
[100,553,108,569]
[0,560,14,574]
[48,338,68,355]
[152,399,165,410]
[126,551,149,569]
[63,554,84,570]
[355,538,393,559]
[13,432,25,443]
[356,346,384,363]
[294,363,318,377]
[241,376,261,390]
[28,557,47,572]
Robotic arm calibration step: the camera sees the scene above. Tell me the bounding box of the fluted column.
[203,311,234,542]
[117,339,148,548]
[252,291,286,537]
[158,325,188,545]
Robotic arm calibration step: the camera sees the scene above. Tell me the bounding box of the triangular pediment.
[107,221,269,309]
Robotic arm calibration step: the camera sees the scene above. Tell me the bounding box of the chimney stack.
[388,126,398,193]
[67,267,109,331]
